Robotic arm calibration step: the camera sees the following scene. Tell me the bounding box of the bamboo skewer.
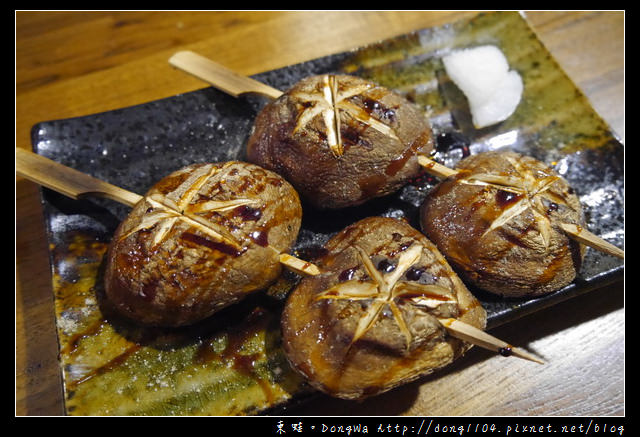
[559,223,624,259]
[168,51,624,260]
[416,155,460,179]
[278,253,321,276]
[15,148,318,276]
[439,318,544,364]
[16,147,142,207]
[169,51,283,100]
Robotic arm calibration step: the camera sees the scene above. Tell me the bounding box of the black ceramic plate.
[30,12,624,415]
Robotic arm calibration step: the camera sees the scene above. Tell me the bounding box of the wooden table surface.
[16,11,624,416]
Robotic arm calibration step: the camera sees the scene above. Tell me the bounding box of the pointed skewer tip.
[504,346,545,365]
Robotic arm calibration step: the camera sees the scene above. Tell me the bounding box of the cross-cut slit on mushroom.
[456,158,573,250]
[315,243,458,351]
[291,75,400,158]
[420,151,593,298]
[117,165,260,251]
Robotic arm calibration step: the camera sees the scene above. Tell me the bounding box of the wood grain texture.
[16,11,624,416]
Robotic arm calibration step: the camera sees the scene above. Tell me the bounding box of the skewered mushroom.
[420,150,586,297]
[15,149,306,327]
[245,74,434,209]
[104,161,303,326]
[171,54,435,209]
[281,216,487,400]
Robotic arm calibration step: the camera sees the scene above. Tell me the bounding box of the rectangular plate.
[31,11,623,415]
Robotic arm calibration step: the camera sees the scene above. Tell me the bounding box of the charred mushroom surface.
[420,150,586,297]
[246,74,434,209]
[104,161,302,326]
[281,217,486,400]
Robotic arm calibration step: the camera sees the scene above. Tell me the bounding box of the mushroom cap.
[104,161,302,326]
[281,216,486,400]
[246,74,434,209]
[420,151,586,297]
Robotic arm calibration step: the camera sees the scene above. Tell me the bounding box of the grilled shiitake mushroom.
[246,74,434,209]
[104,161,302,327]
[420,150,586,298]
[281,216,486,400]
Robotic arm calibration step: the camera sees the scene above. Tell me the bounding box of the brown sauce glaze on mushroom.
[104,161,302,327]
[246,74,434,209]
[281,216,486,400]
[420,150,586,298]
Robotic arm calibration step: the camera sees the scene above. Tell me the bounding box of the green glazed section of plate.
[48,11,622,416]
[54,231,309,416]
[342,11,619,154]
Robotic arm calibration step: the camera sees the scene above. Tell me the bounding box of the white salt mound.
[442,45,523,129]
